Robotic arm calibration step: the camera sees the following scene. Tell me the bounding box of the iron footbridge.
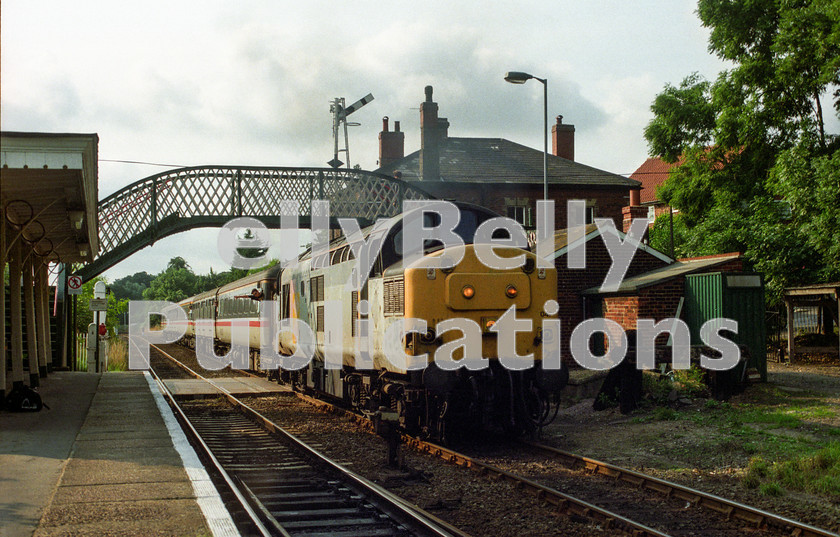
[76,166,432,280]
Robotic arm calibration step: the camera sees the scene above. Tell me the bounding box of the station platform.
[164,376,292,398]
[0,371,236,537]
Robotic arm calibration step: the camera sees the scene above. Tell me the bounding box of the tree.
[644,0,840,306]
[73,276,128,336]
[142,257,198,302]
[110,271,154,300]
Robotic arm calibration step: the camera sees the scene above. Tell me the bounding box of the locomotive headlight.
[505,285,518,299]
[461,285,475,299]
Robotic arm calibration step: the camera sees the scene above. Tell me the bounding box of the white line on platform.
[144,371,240,537]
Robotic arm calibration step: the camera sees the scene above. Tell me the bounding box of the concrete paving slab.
[71,436,175,450]
[3,371,234,537]
[37,498,208,529]
[58,453,188,488]
[165,376,291,397]
[69,443,187,461]
[0,372,100,537]
[50,481,196,504]
[74,430,172,441]
[34,520,212,537]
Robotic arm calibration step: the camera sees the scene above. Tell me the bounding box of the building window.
[585,202,597,224]
[505,198,533,228]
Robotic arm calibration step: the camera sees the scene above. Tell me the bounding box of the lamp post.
[505,71,548,201]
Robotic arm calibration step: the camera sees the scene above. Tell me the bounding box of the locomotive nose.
[444,273,531,310]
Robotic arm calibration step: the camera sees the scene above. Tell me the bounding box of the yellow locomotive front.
[393,244,566,441]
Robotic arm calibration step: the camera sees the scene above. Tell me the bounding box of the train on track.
[177,202,567,441]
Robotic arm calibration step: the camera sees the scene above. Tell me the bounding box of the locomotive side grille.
[316,305,325,333]
[351,291,358,337]
[384,277,405,316]
[310,275,325,301]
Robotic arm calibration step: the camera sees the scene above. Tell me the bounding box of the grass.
[633,369,840,499]
[107,337,128,371]
[742,443,840,497]
[641,365,710,405]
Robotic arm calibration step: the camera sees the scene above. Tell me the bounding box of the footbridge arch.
[76,166,433,280]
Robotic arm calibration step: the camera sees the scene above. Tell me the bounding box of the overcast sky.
[2,1,730,281]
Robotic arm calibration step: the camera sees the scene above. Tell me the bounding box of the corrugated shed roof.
[581,253,741,295]
[377,137,639,188]
[629,156,680,204]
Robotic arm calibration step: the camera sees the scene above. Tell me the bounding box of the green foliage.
[644,73,716,162]
[120,257,254,304]
[742,443,840,497]
[641,372,673,404]
[653,407,679,421]
[644,0,840,306]
[673,366,707,396]
[648,211,691,259]
[73,277,126,335]
[109,271,154,300]
[142,262,198,302]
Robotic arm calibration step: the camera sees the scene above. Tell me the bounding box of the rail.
[148,342,468,537]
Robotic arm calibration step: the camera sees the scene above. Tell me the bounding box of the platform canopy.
[1,132,99,264]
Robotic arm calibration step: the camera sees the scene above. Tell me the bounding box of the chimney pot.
[379,115,404,168]
[420,85,441,181]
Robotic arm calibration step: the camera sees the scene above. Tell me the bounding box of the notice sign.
[68,275,83,295]
[89,298,108,311]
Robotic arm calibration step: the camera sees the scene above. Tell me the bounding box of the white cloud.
[1,0,729,280]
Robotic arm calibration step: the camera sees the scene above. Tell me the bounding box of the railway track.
[147,343,838,537]
[279,381,839,537]
[407,437,839,537]
[143,344,467,537]
[520,441,839,537]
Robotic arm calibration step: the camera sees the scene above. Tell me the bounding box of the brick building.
[375,86,641,229]
[583,252,744,331]
[548,223,673,359]
[629,156,678,224]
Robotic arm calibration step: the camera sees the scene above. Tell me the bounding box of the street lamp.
[504,71,548,201]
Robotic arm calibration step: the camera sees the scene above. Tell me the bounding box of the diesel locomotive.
[178,202,567,441]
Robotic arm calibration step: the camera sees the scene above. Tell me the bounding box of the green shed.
[684,272,767,381]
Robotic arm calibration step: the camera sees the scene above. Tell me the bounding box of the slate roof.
[376,137,639,188]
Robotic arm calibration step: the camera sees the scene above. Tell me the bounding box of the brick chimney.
[420,85,440,181]
[629,188,641,206]
[551,115,575,161]
[622,205,649,239]
[378,116,404,168]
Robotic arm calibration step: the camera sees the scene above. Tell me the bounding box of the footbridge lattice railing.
[75,166,433,280]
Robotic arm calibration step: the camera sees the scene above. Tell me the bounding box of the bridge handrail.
[78,165,434,280]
